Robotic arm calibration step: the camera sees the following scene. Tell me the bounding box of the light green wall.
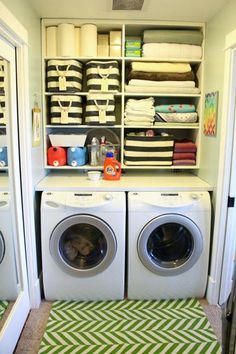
[198,0,236,203]
[1,0,41,109]
[1,0,44,183]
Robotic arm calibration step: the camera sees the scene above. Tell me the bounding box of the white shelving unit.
[41,19,205,171]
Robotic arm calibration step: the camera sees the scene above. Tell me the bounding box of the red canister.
[47,146,67,166]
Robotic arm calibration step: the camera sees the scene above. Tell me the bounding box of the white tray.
[49,134,87,147]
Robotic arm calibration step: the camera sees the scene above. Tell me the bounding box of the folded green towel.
[143,29,203,46]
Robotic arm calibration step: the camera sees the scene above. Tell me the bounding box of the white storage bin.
[49,134,87,147]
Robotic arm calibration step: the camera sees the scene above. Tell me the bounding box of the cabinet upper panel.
[42,20,204,61]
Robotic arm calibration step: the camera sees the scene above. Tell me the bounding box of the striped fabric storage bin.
[124,133,174,166]
[85,94,116,125]
[86,61,120,92]
[0,97,6,125]
[46,59,83,93]
[50,95,83,125]
[0,60,4,95]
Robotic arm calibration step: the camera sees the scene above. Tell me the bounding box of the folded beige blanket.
[128,79,196,88]
[125,85,200,94]
[131,62,192,73]
[142,43,202,59]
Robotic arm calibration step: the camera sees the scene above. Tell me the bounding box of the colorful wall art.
[203,91,218,136]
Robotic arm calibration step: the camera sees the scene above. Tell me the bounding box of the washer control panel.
[66,192,113,207]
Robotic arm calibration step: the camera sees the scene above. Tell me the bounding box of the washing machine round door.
[50,214,117,277]
[138,214,203,276]
[0,232,5,264]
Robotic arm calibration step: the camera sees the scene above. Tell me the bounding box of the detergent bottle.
[103,151,121,180]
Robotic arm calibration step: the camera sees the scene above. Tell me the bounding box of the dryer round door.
[0,231,5,264]
[50,214,117,277]
[138,214,203,276]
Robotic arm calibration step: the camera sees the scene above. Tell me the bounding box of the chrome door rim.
[49,214,117,277]
[137,214,203,276]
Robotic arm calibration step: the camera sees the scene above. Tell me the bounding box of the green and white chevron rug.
[39,298,221,354]
[0,301,8,320]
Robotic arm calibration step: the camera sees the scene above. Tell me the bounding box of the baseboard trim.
[30,277,41,309]
[206,276,219,305]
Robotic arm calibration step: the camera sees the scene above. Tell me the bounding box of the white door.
[0,35,30,354]
[207,28,236,306]
[219,88,236,304]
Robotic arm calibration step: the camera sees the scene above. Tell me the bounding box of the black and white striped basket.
[50,95,83,125]
[0,97,6,125]
[85,94,116,125]
[86,61,120,92]
[46,59,83,93]
[124,134,174,166]
[0,60,4,95]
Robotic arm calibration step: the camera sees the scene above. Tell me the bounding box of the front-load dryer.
[41,191,126,301]
[127,191,211,300]
[0,191,18,300]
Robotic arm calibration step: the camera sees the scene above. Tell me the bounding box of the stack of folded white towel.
[124,97,155,126]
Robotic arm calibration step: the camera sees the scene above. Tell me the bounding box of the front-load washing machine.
[0,191,19,300]
[41,191,126,301]
[127,191,211,300]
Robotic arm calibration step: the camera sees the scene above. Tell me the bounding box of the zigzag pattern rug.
[39,298,221,354]
[0,301,8,320]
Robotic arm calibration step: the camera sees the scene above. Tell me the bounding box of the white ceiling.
[27,0,229,23]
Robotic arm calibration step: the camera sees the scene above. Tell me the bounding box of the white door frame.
[207,29,236,305]
[0,1,40,352]
[0,18,30,354]
[0,2,41,309]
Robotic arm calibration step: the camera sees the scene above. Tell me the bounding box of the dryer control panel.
[66,192,114,207]
[129,191,211,211]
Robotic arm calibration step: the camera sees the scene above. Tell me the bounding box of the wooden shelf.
[44,56,123,62]
[124,57,202,64]
[123,123,199,129]
[46,124,122,129]
[124,93,201,97]
[45,92,122,96]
